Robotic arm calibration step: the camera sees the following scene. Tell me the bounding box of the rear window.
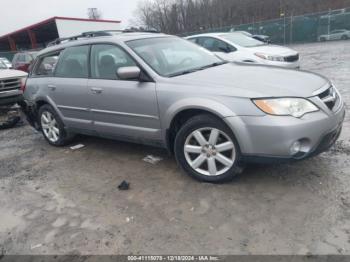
[55,46,89,78]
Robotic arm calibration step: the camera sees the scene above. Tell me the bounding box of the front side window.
[55,46,89,78]
[197,37,236,53]
[127,37,223,77]
[90,44,136,80]
[34,52,60,76]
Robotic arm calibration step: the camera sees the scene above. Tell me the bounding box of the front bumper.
[0,94,23,106]
[225,102,346,163]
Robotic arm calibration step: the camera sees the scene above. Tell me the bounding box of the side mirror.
[117,66,141,80]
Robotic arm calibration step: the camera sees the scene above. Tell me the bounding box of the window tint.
[197,37,236,53]
[55,46,89,78]
[34,52,60,76]
[90,44,136,80]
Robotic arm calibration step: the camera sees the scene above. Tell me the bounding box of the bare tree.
[135,0,350,34]
[88,8,102,20]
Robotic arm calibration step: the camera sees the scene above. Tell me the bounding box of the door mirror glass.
[117,66,141,80]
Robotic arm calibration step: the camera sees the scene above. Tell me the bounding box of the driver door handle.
[91,88,103,94]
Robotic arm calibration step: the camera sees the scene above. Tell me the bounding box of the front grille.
[284,54,299,62]
[0,78,21,92]
[318,86,338,111]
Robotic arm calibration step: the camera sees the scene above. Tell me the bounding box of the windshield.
[127,37,225,77]
[221,33,265,47]
[0,61,7,69]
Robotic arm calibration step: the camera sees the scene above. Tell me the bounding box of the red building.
[0,16,121,52]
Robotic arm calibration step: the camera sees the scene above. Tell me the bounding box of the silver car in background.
[186,32,300,69]
[22,32,345,183]
[319,29,350,41]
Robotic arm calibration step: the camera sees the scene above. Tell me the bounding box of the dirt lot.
[0,40,350,256]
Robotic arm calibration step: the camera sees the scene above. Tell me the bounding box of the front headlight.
[253,98,319,118]
[255,52,285,62]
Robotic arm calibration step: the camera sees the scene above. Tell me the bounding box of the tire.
[174,114,243,183]
[341,35,348,40]
[38,104,74,146]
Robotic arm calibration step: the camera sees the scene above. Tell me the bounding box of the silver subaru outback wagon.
[22,31,345,183]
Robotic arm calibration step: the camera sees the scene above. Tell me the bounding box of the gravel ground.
[0,40,350,256]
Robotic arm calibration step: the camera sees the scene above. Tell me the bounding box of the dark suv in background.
[12,51,38,72]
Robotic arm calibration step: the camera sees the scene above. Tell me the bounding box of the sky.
[0,0,142,35]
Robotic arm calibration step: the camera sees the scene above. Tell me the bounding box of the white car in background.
[186,32,300,69]
[319,29,350,41]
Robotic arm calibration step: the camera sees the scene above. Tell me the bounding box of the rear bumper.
[225,102,346,163]
[20,100,40,129]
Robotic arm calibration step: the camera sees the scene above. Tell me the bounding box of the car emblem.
[0,81,4,89]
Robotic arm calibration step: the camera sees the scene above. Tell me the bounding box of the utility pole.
[279,0,286,45]
[290,12,293,44]
[328,9,331,36]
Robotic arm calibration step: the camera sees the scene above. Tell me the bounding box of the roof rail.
[47,29,161,47]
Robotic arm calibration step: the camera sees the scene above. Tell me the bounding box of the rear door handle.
[91,88,103,94]
[48,84,56,91]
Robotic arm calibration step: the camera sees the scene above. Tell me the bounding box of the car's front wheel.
[38,104,74,146]
[174,114,243,183]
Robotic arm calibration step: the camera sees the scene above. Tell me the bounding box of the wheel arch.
[164,98,237,153]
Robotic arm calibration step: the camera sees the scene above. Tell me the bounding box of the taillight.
[20,78,27,92]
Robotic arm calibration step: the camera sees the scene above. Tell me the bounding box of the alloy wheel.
[41,111,60,143]
[184,127,236,176]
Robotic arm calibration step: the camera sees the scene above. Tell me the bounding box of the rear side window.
[90,44,136,80]
[34,52,61,76]
[55,46,89,78]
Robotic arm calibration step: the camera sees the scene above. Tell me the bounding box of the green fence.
[0,51,17,61]
[183,7,350,44]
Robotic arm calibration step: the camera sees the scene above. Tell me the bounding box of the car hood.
[0,69,27,79]
[248,44,298,56]
[169,63,329,98]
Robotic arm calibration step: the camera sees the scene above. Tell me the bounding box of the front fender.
[163,97,235,130]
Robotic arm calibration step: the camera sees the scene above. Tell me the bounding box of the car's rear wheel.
[174,114,243,183]
[341,35,349,40]
[38,104,74,146]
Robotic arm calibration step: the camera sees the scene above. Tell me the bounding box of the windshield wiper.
[198,61,227,70]
[168,61,227,77]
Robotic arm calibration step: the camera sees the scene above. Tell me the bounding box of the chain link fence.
[0,51,17,61]
[182,7,350,45]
